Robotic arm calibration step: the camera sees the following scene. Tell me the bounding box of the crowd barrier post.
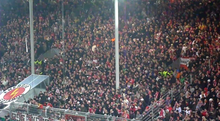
[9,102,12,119]
[45,106,49,117]
[107,115,111,121]
[27,104,29,114]
[85,112,89,121]
[152,104,154,121]
[171,87,174,100]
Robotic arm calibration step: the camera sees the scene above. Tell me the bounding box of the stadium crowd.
[0,0,220,120]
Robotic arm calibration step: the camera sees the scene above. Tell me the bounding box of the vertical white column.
[29,0,35,74]
[115,0,120,90]
[62,0,65,52]
[62,0,66,81]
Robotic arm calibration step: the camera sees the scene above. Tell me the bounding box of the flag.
[180,57,195,70]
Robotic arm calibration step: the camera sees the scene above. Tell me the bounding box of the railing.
[137,54,220,121]
[8,102,135,121]
[136,83,184,121]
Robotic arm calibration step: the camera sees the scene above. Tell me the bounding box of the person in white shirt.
[182,44,187,56]
[176,104,182,113]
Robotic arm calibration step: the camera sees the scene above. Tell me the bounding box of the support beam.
[29,0,35,74]
[114,0,119,90]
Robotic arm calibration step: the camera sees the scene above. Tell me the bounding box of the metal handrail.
[8,102,133,121]
[140,84,184,121]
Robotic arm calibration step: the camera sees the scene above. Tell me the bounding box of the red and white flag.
[180,57,195,70]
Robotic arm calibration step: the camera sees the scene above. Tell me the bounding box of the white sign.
[0,84,31,104]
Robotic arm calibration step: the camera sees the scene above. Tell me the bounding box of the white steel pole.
[62,0,66,82]
[62,0,65,53]
[29,0,35,74]
[115,0,119,90]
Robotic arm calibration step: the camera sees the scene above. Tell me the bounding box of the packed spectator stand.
[0,0,220,120]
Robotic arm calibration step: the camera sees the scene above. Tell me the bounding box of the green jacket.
[159,71,172,77]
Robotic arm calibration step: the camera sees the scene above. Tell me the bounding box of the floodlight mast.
[29,0,35,74]
[115,0,119,90]
[62,0,65,82]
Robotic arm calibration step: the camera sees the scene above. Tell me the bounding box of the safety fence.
[137,54,220,120]
[7,102,136,121]
[136,83,184,121]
